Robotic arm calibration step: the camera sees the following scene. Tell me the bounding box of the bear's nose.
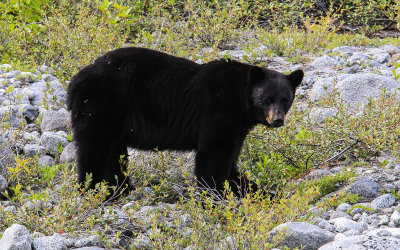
[273,118,284,127]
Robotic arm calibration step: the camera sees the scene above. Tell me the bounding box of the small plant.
[7,156,31,183]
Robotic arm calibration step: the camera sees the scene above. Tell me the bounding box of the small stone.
[330,210,352,220]
[390,210,400,226]
[38,155,55,167]
[350,207,364,216]
[347,179,383,200]
[133,234,151,249]
[380,44,400,55]
[75,235,100,248]
[353,213,361,221]
[309,77,335,102]
[330,217,367,233]
[60,142,77,164]
[371,194,396,210]
[0,174,8,193]
[21,104,39,123]
[39,65,55,74]
[0,224,31,250]
[17,72,37,84]
[320,235,400,250]
[23,144,46,157]
[32,233,67,250]
[219,236,236,249]
[343,229,361,236]
[317,220,335,232]
[337,203,352,212]
[311,55,342,68]
[0,64,12,72]
[40,131,69,156]
[379,215,390,225]
[40,109,71,133]
[3,206,16,214]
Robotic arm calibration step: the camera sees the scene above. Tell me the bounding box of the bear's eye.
[264,98,272,105]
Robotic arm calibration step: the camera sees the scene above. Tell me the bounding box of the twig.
[325,139,360,163]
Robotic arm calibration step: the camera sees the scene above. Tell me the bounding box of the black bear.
[67,47,303,196]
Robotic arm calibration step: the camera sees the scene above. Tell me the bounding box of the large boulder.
[269,222,335,250]
[335,73,400,111]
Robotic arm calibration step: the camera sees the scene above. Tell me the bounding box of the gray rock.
[17,72,37,84]
[23,131,40,144]
[269,222,335,250]
[330,210,352,220]
[23,144,46,157]
[317,219,336,232]
[367,228,400,238]
[21,104,39,123]
[343,229,361,236]
[348,52,369,64]
[0,106,25,128]
[3,206,16,214]
[60,142,77,164]
[41,74,57,82]
[332,46,359,56]
[103,208,129,226]
[378,215,390,225]
[319,235,400,250]
[40,131,69,155]
[40,109,70,132]
[330,217,367,233]
[373,52,391,64]
[371,194,396,210]
[309,107,338,123]
[37,155,55,167]
[0,64,12,72]
[335,73,400,111]
[0,224,31,250]
[0,137,15,170]
[32,233,67,250]
[337,203,352,213]
[3,70,21,79]
[311,55,342,68]
[0,174,7,193]
[133,234,151,248]
[347,179,383,200]
[29,80,66,107]
[75,235,100,248]
[390,210,400,226]
[38,65,55,74]
[380,44,400,55]
[344,64,361,74]
[353,213,362,221]
[24,200,45,211]
[309,77,335,102]
[218,236,237,249]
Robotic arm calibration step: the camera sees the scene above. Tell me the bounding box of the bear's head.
[250,68,303,127]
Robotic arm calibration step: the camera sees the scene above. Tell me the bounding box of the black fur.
[67,47,303,196]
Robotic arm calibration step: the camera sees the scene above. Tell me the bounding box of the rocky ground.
[0,44,400,249]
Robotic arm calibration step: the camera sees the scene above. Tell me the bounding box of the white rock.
[390,210,400,226]
[0,224,31,250]
[309,77,335,101]
[330,217,367,233]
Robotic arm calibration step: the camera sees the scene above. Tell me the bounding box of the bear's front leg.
[195,119,246,196]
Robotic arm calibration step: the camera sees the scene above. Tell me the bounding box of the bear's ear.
[286,69,304,89]
[248,66,265,84]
